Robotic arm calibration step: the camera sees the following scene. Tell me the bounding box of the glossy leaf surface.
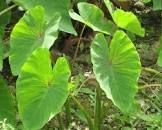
[0,76,15,126]
[13,0,76,35]
[16,48,71,130]
[69,2,116,35]
[91,30,141,113]
[9,6,61,75]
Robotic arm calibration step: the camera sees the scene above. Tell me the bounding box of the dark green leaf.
[0,75,15,127]
[0,0,10,71]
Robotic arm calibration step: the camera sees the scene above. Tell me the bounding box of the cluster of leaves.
[0,0,161,130]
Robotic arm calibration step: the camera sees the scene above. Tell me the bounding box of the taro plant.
[0,0,161,130]
[69,0,144,113]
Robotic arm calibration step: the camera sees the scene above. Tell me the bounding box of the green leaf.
[142,0,151,3]
[16,48,71,130]
[112,9,145,37]
[138,112,162,124]
[158,51,162,66]
[91,30,141,113]
[157,37,162,66]
[153,0,162,10]
[0,75,15,127]
[9,6,61,75]
[0,0,10,37]
[104,0,115,17]
[0,0,10,71]
[12,0,77,35]
[0,40,3,70]
[69,2,116,35]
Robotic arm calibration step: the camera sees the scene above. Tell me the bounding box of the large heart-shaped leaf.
[9,6,61,75]
[69,2,116,35]
[0,75,15,127]
[112,9,145,37]
[13,0,77,35]
[16,48,71,130]
[91,30,141,113]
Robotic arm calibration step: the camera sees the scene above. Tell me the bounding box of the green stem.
[94,86,102,130]
[0,4,17,16]
[57,113,64,130]
[71,96,94,130]
[65,98,71,128]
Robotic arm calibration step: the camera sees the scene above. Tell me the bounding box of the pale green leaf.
[104,0,114,17]
[112,9,145,37]
[12,0,77,35]
[9,6,61,75]
[91,30,141,113]
[16,48,71,130]
[69,2,116,35]
[143,0,151,3]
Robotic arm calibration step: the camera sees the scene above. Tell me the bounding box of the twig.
[142,67,162,77]
[72,25,86,63]
[139,84,162,89]
[0,4,17,16]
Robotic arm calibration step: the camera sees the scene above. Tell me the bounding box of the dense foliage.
[0,0,162,129]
